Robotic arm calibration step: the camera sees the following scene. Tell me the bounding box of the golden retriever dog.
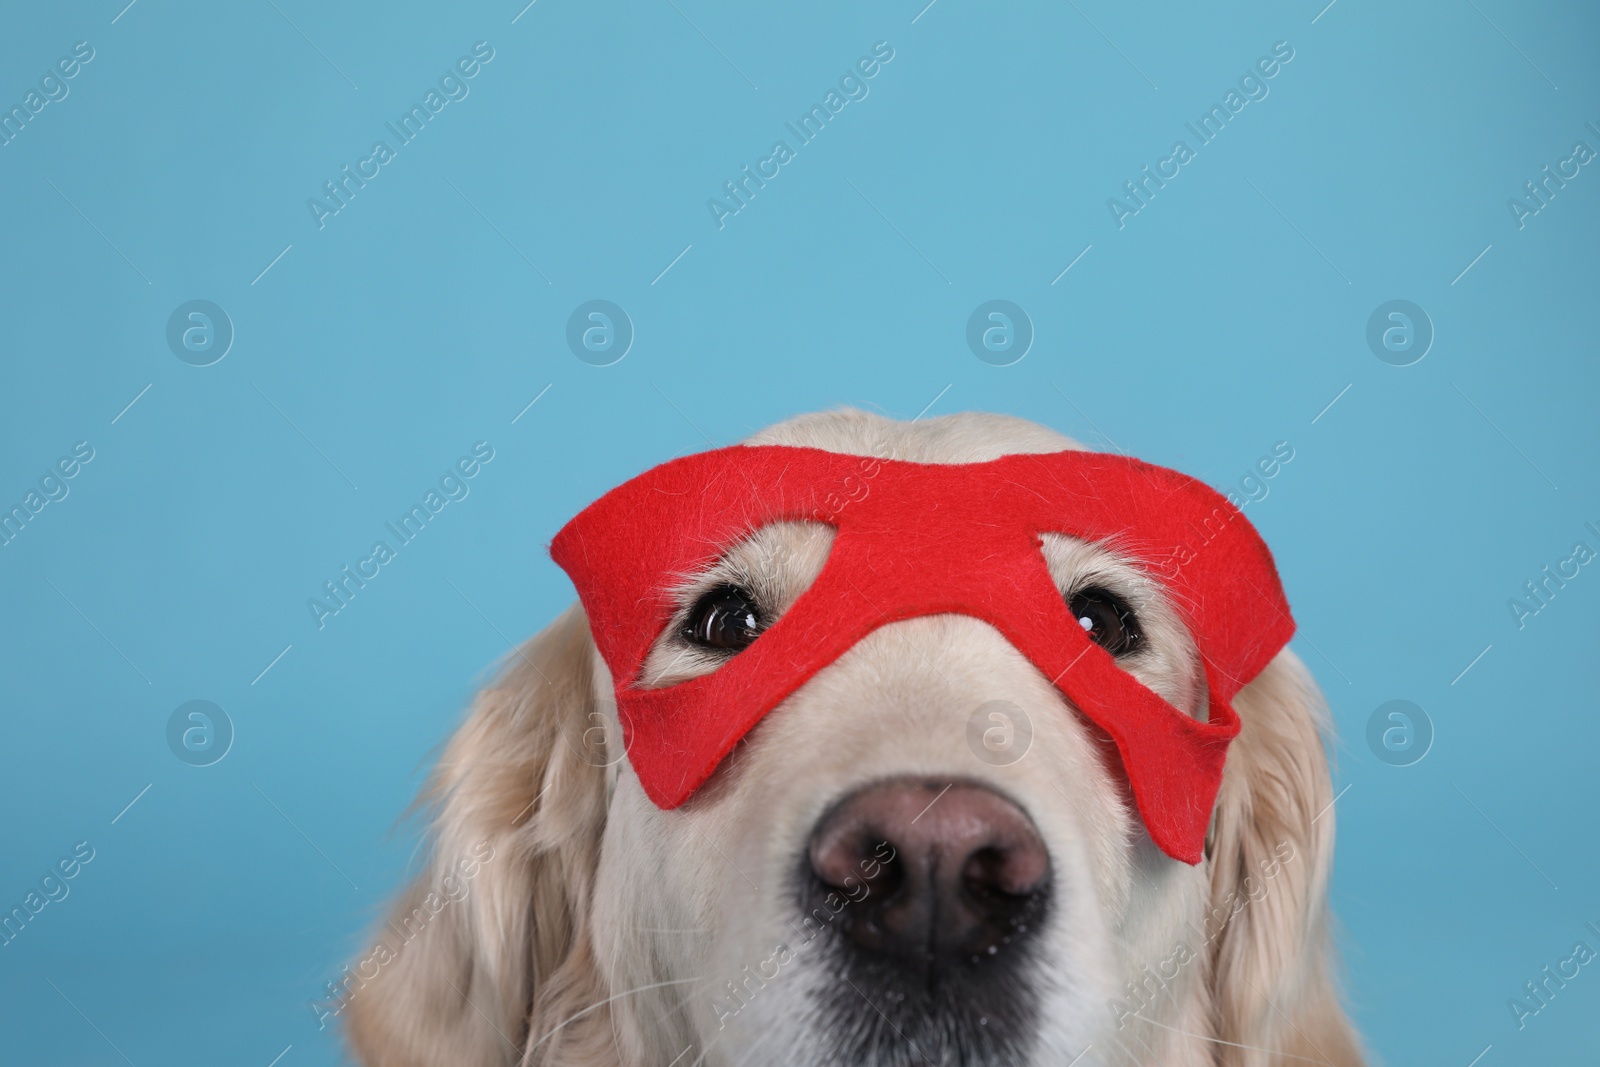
[342,409,1364,1066]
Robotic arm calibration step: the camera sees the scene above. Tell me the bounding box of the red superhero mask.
[550,444,1295,864]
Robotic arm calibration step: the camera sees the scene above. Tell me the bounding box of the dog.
[343,408,1365,1067]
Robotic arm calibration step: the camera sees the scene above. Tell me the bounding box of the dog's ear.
[344,603,613,1067]
[1204,650,1366,1066]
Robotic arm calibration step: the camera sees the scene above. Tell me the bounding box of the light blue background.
[2,1,1596,1064]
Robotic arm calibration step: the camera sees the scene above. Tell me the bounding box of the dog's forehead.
[725,412,1105,583]
[743,409,1089,464]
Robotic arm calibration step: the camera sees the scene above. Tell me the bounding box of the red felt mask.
[550,444,1294,864]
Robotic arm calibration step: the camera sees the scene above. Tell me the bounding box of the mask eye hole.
[1068,586,1144,656]
[682,584,765,653]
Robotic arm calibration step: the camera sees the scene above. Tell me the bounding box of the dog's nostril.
[962,842,1049,899]
[804,779,1050,973]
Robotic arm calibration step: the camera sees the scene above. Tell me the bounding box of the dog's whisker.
[525,976,705,1055]
[1242,974,1339,1067]
[604,927,641,1067]
[1104,1026,1161,1067]
[1130,1013,1335,1066]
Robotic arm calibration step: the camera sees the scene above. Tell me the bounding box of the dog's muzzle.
[798,777,1052,1065]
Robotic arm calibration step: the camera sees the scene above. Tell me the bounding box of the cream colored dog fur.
[345,409,1364,1067]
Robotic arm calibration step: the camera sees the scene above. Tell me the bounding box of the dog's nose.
[805,779,1050,970]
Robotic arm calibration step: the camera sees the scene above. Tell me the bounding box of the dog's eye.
[1068,587,1143,656]
[682,584,765,652]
